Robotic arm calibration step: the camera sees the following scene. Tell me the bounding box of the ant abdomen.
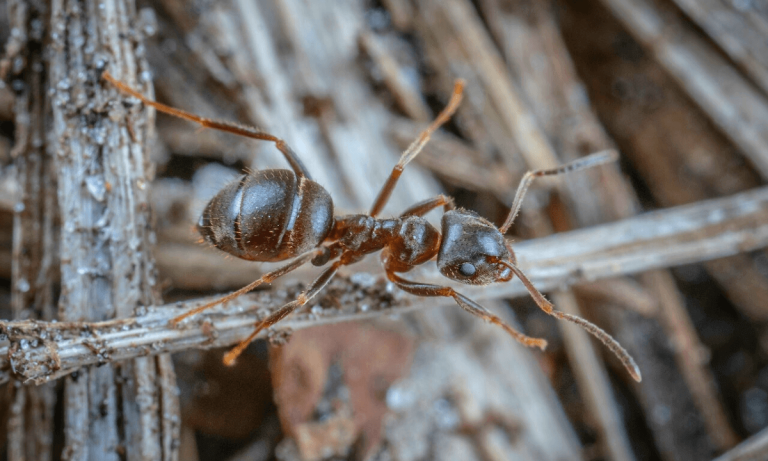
[198,169,334,262]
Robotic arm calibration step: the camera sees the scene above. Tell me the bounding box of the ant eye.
[459,262,476,277]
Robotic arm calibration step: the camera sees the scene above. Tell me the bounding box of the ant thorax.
[329,215,440,272]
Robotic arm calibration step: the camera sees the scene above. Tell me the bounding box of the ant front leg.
[369,80,465,217]
[400,194,455,218]
[386,271,547,350]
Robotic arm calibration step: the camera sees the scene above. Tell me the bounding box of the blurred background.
[1,0,768,460]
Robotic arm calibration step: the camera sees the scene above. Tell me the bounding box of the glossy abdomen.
[198,169,334,262]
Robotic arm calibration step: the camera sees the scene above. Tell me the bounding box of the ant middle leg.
[170,248,324,325]
[102,71,311,179]
[400,194,455,218]
[499,149,619,234]
[222,256,349,366]
[369,80,465,217]
[386,271,547,350]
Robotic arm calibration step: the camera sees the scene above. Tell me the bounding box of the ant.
[103,71,641,382]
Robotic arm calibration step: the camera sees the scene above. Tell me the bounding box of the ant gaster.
[103,72,641,382]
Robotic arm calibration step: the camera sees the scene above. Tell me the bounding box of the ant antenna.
[500,259,642,382]
[499,150,619,234]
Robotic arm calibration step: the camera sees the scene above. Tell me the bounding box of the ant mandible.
[103,71,641,382]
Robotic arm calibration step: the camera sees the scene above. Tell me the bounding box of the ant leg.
[386,271,548,350]
[499,150,618,234]
[499,256,642,382]
[102,71,310,179]
[400,194,455,218]
[369,80,465,217]
[222,258,344,366]
[170,249,322,326]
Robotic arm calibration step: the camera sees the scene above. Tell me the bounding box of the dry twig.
[599,0,768,178]
[2,186,767,384]
[713,426,768,461]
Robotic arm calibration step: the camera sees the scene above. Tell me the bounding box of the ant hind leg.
[222,257,346,366]
[170,249,322,325]
[102,71,311,179]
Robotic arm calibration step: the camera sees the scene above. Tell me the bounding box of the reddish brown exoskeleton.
[103,72,640,381]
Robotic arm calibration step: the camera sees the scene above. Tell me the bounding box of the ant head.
[437,210,514,285]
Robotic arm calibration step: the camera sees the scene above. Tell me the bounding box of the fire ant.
[103,72,641,382]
